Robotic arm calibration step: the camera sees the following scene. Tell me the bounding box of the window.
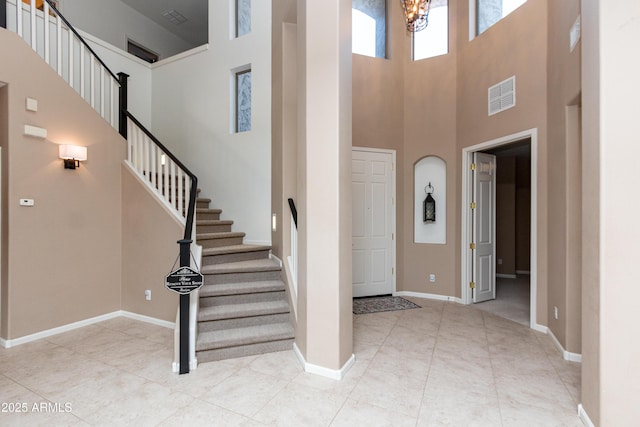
[413,1,448,61]
[236,0,251,37]
[352,0,386,58]
[476,0,526,35]
[235,69,251,133]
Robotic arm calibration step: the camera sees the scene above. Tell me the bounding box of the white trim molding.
[394,291,463,304]
[293,343,355,380]
[0,311,174,348]
[578,404,595,427]
[461,128,539,331]
[548,328,582,362]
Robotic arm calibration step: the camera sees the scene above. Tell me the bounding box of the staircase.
[2,0,295,365]
[195,197,295,363]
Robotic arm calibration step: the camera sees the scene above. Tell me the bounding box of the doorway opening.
[461,128,542,331]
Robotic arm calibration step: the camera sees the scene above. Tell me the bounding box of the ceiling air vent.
[488,76,516,116]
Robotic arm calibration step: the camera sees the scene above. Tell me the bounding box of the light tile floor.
[0,298,582,426]
[474,275,531,326]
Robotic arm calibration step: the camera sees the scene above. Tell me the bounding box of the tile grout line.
[481,310,507,427]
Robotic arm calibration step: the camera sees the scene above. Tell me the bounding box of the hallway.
[0,298,581,425]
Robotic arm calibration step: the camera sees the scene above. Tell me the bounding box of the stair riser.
[197,212,221,221]
[201,249,270,266]
[198,236,244,249]
[200,290,286,307]
[204,270,281,285]
[197,313,291,332]
[196,339,294,363]
[196,223,232,234]
[196,200,210,209]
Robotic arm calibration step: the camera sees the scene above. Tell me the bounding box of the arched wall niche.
[414,155,446,244]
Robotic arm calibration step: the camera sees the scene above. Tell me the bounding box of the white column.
[295,0,353,377]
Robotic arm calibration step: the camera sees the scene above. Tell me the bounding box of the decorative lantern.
[423,182,436,222]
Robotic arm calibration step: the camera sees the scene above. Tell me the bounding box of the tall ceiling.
[120,0,208,46]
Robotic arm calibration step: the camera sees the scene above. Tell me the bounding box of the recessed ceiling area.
[119,0,208,47]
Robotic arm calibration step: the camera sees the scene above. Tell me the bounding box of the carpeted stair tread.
[196,197,212,203]
[197,231,245,240]
[199,280,285,297]
[197,220,233,226]
[198,300,290,321]
[196,322,294,351]
[197,208,222,214]
[201,258,280,274]
[202,244,271,256]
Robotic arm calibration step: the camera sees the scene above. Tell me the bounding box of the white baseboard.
[496,273,517,279]
[293,343,355,380]
[1,311,175,348]
[578,404,595,427]
[269,253,283,268]
[548,327,582,362]
[172,359,198,373]
[532,323,548,334]
[244,239,272,246]
[394,291,463,304]
[516,270,531,275]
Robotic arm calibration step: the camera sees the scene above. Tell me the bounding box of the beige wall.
[121,166,184,321]
[1,85,8,339]
[0,31,125,339]
[546,0,582,352]
[582,0,640,424]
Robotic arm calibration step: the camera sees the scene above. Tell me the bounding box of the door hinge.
[470,281,476,289]
[470,163,476,171]
[470,202,476,209]
[391,197,394,205]
[392,267,395,275]
[391,233,394,240]
[392,163,395,171]
[469,242,476,250]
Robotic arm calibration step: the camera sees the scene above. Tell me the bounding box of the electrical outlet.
[554,306,558,320]
[497,258,503,265]
[145,290,151,301]
[429,274,436,283]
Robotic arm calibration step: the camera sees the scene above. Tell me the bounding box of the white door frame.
[352,146,397,296]
[461,128,542,331]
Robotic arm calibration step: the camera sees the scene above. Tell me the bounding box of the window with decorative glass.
[236,0,251,37]
[412,0,448,61]
[352,0,386,58]
[476,0,526,36]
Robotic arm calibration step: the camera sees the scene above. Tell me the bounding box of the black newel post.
[178,238,192,374]
[118,72,129,139]
[1,1,7,29]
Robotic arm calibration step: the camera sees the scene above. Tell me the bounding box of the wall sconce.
[423,182,436,222]
[59,145,87,169]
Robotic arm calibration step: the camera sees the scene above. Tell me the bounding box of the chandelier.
[400,0,431,32]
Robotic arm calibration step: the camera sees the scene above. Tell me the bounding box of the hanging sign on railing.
[165,266,204,295]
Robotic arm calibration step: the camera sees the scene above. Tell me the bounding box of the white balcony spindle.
[110,78,115,127]
[17,0,23,37]
[90,55,95,109]
[44,2,50,64]
[100,67,105,118]
[30,0,36,51]
[68,28,74,88]
[178,169,184,217]
[80,47,85,99]
[171,162,177,210]
[127,119,133,163]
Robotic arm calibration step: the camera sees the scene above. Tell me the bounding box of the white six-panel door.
[352,148,395,297]
[473,152,497,303]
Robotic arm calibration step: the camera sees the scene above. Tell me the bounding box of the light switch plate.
[20,199,35,206]
[26,97,38,112]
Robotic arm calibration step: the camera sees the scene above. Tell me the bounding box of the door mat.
[353,296,421,315]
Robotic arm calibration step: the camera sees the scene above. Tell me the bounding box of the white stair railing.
[4,0,120,130]
[125,114,196,226]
